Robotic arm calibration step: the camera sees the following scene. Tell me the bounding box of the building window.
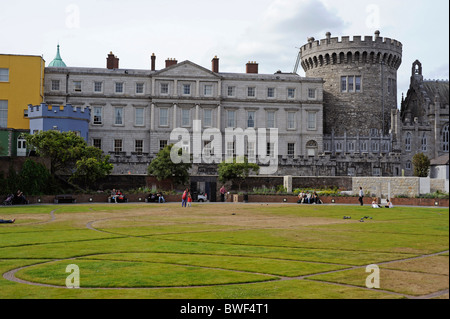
[160,83,169,95]
[267,111,275,128]
[372,142,379,152]
[348,142,355,152]
[135,140,143,154]
[443,124,449,152]
[115,82,124,93]
[226,142,235,158]
[373,167,381,176]
[247,141,256,159]
[94,82,103,93]
[182,109,190,127]
[267,87,275,98]
[287,112,295,130]
[421,133,427,151]
[114,139,123,153]
[203,140,213,157]
[204,85,213,96]
[361,141,368,152]
[227,86,235,97]
[341,76,361,92]
[135,108,144,126]
[114,107,123,125]
[73,81,82,92]
[287,88,295,99]
[405,132,412,152]
[227,110,236,128]
[203,109,212,127]
[0,68,9,82]
[307,112,316,130]
[336,142,343,152]
[247,111,255,128]
[406,161,412,171]
[136,83,144,94]
[248,87,256,97]
[159,140,168,150]
[93,139,102,150]
[51,80,60,91]
[159,108,168,127]
[308,88,316,99]
[287,143,295,156]
[266,143,274,157]
[0,100,7,128]
[183,84,191,95]
[93,107,102,125]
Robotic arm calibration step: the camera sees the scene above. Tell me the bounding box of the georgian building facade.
[43,53,324,175]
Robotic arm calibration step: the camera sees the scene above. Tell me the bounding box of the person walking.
[358,187,364,206]
[187,193,192,207]
[220,185,226,202]
[182,188,189,207]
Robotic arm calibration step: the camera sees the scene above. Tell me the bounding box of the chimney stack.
[246,61,258,74]
[151,53,156,71]
[165,58,178,68]
[212,56,219,73]
[107,52,119,69]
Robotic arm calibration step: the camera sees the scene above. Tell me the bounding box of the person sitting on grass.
[0,218,15,224]
[372,198,382,208]
[385,199,394,208]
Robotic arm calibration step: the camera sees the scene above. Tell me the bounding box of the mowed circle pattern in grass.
[0,203,448,299]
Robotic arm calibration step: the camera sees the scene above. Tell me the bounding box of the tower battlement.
[28,103,90,121]
[300,31,402,72]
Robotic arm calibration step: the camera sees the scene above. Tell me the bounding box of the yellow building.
[0,54,45,129]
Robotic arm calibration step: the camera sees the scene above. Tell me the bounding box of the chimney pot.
[212,56,219,73]
[246,61,258,74]
[151,53,156,71]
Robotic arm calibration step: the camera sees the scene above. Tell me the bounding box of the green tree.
[147,144,192,190]
[218,156,260,191]
[18,159,52,195]
[24,131,113,188]
[412,152,431,177]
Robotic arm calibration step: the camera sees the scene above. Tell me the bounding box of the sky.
[1,0,449,108]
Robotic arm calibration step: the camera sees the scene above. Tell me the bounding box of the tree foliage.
[147,144,192,189]
[412,152,431,177]
[24,131,113,188]
[218,156,260,191]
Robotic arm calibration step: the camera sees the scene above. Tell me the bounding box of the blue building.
[28,103,90,141]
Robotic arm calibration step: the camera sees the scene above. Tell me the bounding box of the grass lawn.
[0,203,448,299]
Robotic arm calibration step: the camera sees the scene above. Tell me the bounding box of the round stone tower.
[300,31,402,137]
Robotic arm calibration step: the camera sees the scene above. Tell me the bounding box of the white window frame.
[267,111,275,128]
[0,100,7,128]
[159,108,169,127]
[94,81,103,93]
[227,110,236,128]
[287,143,295,156]
[115,82,124,94]
[204,84,213,97]
[247,111,255,128]
[287,88,295,99]
[287,112,296,130]
[114,107,124,125]
[203,109,212,128]
[181,108,190,127]
[93,106,103,125]
[160,83,169,95]
[135,82,145,95]
[267,87,275,98]
[135,139,144,154]
[248,87,256,98]
[114,139,123,153]
[308,88,316,99]
[135,107,144,126]
[51,80,60,91]
[227,86,235,97]
[73,81,82,92]
[182,84,191,96]
[307,112,317,130]
[0,68,9,82]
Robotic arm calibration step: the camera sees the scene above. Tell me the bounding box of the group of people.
[147,192,165,203]
[109,189,126,203]
[181,188,193,207]
[3,190,28,206]
[297,191,322,204]
[359,187,394,208]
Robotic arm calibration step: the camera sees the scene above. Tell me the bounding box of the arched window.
[443,124,449,152]
[405,132,412,152]
[306,140,318,156]
[421,132,427,151]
